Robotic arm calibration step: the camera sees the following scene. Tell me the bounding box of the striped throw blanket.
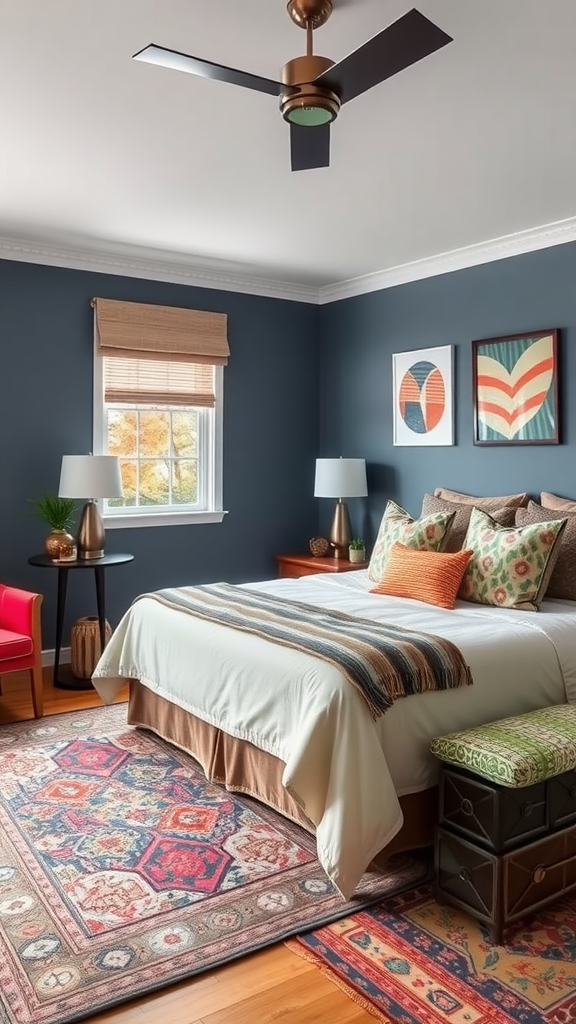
[140,584,472,719]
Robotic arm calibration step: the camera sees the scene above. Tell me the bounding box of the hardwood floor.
[0,669,375,1024]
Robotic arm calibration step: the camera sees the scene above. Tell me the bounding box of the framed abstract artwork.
[392,345,454,446]
[472,329,559,446]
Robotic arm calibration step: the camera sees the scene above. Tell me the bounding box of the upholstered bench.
[430,704,576,943]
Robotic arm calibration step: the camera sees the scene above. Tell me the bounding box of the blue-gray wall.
[0,260,320,642]
[3,239,576,645]
[318,242,576,546]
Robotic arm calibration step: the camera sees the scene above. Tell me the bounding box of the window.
[92,298,229,529]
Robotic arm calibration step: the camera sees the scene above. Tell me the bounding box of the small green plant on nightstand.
[348,537,366,563]
[28,494,78,531]
[28,493,79,561]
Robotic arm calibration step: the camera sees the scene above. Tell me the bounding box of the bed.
[92,569,576,899]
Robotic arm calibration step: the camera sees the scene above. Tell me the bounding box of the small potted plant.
[29,493,79,562]
[348,537,366,563]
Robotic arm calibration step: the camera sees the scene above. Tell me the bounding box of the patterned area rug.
[0,704,428,1024]
[287,883,576,1023]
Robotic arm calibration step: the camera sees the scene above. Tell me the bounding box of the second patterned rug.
[288,882,576,1023]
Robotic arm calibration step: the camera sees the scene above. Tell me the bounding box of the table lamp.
[314,457,368,558]
[59,455,123,560]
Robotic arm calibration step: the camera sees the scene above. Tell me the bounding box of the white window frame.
[94,351,227,529]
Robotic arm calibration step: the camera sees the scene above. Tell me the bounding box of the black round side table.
[28,552,134,690]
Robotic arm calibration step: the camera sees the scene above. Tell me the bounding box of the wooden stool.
[430,704,576,943]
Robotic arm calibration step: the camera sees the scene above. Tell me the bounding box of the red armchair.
[0,585,44,718]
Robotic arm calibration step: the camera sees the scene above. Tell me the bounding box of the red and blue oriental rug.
[0,704,427,1024]
[288,883,576,1023]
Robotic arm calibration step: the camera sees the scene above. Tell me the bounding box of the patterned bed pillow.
[421,493,516,553]
[459,507,567,611]
[516,501,576,601]
[434,486,528,508]
[370,543,474,609]
[368,500,455,583]
[540,491,576,513]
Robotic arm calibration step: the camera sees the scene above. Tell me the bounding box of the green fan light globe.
[287,104,335,127]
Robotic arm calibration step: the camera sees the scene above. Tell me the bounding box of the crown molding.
[2,214,576,308]
[0,236,320,304]
[317,215,576,304]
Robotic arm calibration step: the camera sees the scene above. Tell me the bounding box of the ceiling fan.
[133,1,452,172]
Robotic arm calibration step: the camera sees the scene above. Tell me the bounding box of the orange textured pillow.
[370,543,474,609]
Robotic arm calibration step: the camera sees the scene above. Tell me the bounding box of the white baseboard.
[42,647,71,668]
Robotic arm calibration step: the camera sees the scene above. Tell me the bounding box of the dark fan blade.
[133,44,283,97]
[290,123,330,172]
[315,8,452,105]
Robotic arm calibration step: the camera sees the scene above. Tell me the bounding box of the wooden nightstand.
[275,553,368,579]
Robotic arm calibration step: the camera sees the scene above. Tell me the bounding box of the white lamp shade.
[59,455,123,499]
[314,458,368,498]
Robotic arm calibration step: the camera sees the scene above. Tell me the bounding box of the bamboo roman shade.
[93,297,229,408]
[103,358,216,407]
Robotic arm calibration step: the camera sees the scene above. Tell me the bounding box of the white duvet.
[92,570,576,899]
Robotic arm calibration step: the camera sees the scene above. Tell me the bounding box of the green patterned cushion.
[430,705,576,787]
[458,507,566,611]
[367,501,455,583]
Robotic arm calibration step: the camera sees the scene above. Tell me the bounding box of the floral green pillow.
[368,500,455,582]
[459,507,566,611]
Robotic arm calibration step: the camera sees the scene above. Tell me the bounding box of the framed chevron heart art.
[472,329,559,446]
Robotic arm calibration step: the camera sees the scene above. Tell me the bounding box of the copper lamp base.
[329,499,352,559]
[77,500,105,560]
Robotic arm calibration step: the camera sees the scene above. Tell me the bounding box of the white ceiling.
[2,0,576,299]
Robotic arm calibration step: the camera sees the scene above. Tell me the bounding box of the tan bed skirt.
[128,680,437,864]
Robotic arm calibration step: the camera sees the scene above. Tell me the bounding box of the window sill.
[104,510,229,530]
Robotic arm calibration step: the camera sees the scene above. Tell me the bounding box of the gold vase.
[44,529,77,562]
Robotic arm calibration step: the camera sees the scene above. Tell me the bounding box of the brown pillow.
[540,491,576,513]
[434,487,528,508]
[422,493,517,553]
[516,501,576,601]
